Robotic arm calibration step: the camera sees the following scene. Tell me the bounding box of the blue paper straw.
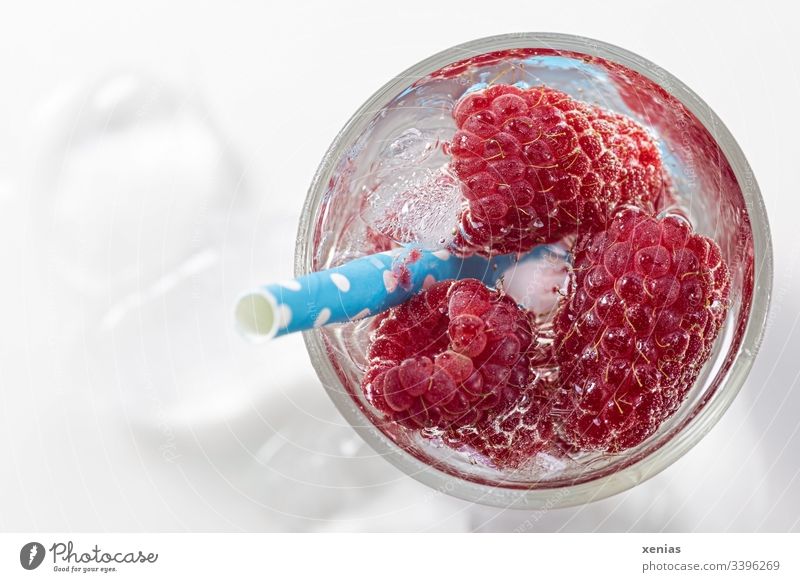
[234,245,545,342]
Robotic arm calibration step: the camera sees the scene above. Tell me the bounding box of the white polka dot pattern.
[330,273,351,292]
[278,280,302,291]
[276,304,292,329]
[382,270,398,293]
[313,308,331,327]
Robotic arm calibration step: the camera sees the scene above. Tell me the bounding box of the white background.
[0,0,798,532]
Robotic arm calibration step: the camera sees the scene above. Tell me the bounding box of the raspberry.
[552,208,730,452]
[362,279,538,430]
[448,84,665,255]
[443,374,558,469]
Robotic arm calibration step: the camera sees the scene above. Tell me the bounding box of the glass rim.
[296,32,773,509]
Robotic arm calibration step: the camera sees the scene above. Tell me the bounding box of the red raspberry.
[362,279,538,430]
[443,374,558,469]
[448,84,665,255]
[552,208,730,452]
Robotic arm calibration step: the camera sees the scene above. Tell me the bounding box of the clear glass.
[296,33,772,509]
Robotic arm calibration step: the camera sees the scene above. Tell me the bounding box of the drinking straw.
[234,245,543,342]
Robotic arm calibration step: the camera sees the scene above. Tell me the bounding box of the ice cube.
[501,245,571,317]
[362,166,462,250]
[378,127,438,170]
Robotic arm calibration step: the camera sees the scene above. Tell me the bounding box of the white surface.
[0,0,798,531]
